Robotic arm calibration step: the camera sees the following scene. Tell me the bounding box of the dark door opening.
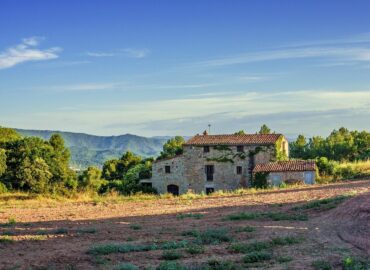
[167,184,179,196]
[206,187,214,195]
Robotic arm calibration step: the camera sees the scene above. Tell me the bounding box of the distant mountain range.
[16,129,170,169]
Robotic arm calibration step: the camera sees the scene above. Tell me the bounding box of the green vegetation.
[0,235,13,243]
[251,172,269,188]
[157,136,185,160]
[290,128,369,180]
[87,240,188,255]
[183,228,232,245]
[76,227,97,234]
[112,263,139,270]
[185,244,205,254]
[162,250,183,260]
[270,236,302,245]
[292,195,351,211]
[243,251,272,263]
[130,224,142,230]
[225,211,308,221]
[176,213,204,220]
[236,226,256,233]
[203,260,239,270]
[156,261,187,270]
[277,256,293,263]
[230,241,271,253]
[342,256,370,270]
[312,260,332,270]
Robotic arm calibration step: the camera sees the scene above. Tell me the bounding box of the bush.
[186,244,205,254]
[342,256,369,270]
[243,251,272,263]
[312,260,332,270]
[162,250,182,260]
[0,182,8,194]
[113,263,139,270]
[251,172,269,188]
[156,261,187,270]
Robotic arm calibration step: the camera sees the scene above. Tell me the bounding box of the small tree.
[158,136,185,160]
[258,124,271,134]
[17,157,52,193]
[0,149,6,177]
[234,130,246,135]
[79,166,103,192]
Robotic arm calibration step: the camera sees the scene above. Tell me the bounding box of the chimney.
[203,130,208,136]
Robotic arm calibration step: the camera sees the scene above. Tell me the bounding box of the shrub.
[271,236,301,246]
[203,259,239,270]
[130,224,142,230]
[243,251,272,263]
[113,263,139,270]
[251,172,269,188]
[54,228,68,234]
[186,244,205,254]
[162,250,182,260]
[236,226,256,233]
[342,256,370,270]
[312,260,332,270]
[176,213,204,220]
[225,211,307,221]
[186,228,232,245]
[0,182,8,194]
[230,241,271,253]
[77,227,96,234]
[292,195,350,211]
[156,261,187,270]
[277,256,293,263]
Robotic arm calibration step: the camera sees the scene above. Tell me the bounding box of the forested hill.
[16,129,168,169]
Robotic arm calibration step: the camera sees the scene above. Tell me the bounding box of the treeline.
[0,127,157,195]
[289,127,369,161]
[290,127,369,180]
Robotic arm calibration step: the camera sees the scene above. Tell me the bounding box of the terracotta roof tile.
[184,134,282,146]
[253,160,316,173]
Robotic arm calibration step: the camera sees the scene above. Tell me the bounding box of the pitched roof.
[253,160,316,173]
[184,134,283,146]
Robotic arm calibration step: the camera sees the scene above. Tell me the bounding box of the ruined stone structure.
[149,132,300,195]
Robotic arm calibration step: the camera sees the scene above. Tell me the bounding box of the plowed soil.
[0,180,369,270]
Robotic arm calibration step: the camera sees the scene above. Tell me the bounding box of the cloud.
[121,48,150,58]
[49,82,122,92]
[196,47,370,67]
[86,52,115,57]
[0,37,61,69]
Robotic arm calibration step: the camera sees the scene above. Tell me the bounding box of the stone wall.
[151,156,187,194]
[183,144,275,194]
[267,171,315,186]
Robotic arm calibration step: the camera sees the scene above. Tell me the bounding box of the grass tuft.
[183,228,232,245]
[162,250,182,260]
[271,236,302,246]
[185,244,205,254]
[243,251,272,263]
[312,260,332,270]
[225,211,308,221]
[176,213,204,220]
[112,263,139,270]
[292,195,351,211]
[130,224,142,230]
[230,240,271,253]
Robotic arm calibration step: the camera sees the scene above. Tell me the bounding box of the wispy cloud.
[121,48,150,58]
[49,82,123,92]
[197,47,370,67]
[0,37,61,69]
[86,52,115,57]
[85,48,150,58]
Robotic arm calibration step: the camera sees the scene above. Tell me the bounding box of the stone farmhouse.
[147,131,316,195]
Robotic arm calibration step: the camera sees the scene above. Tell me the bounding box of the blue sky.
[0,0,369,137]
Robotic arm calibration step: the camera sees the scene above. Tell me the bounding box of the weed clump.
[162,250,182,260]
[243,251,272,263]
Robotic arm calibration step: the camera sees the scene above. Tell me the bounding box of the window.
[165,166,171,173]
[236,166,242,175]
[204,146,210,153]
[237,145,244,152]
[206,187,214,195]
[205,165,214,181]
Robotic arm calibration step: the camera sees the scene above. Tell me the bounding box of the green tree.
[290,135,307,158]
[102,151,142,181]
[0,127,21,144]
[79,166,103,192]
[0,149,6,177]
[158,136,185,160]
[234,130,246,135]
[258,124,271,134]
[16,157,52,193]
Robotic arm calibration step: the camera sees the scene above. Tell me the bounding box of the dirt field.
[0,180,369,270]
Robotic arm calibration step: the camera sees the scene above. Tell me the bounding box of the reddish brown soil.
[0,180,369,270]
